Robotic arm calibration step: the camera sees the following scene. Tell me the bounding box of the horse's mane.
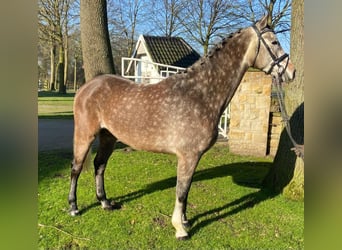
[206,28,243,58]
[171,28,245,80]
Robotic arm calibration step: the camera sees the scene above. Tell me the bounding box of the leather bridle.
[252,25,304,160]
[252,25,289,76]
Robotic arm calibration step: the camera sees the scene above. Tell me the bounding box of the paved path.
[38,119,74,151]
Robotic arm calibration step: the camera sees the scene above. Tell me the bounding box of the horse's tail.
[83,148,92,171]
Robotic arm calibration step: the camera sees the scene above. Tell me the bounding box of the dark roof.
[143,35,201,68]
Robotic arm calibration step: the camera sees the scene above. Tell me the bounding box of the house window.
[160,70,177,78]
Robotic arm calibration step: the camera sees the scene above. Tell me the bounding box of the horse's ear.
[256,15,270,30]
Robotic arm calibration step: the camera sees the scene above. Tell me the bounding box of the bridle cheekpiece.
[252,25,289,77]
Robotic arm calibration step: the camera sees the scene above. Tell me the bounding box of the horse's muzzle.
[284,62,296,82]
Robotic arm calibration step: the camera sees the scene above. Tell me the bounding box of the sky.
[127,0,292,55]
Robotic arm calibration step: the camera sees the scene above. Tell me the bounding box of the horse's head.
[251,15,295,82]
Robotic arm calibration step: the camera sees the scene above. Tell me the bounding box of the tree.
[237,0,292,51]
[55,0,72,94]
[38,40,51,87]
[66,27,84,90]
[80,0,116,82]
[237,0,291,28]
[177,0,241,54]
[262,0,304,200]
[151,0,184,37]
[38,0,60,90]
[106,0,146,74]
[108,0,146,55]
[38,0,75,92]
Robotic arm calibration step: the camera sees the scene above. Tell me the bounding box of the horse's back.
[75,74,134,99]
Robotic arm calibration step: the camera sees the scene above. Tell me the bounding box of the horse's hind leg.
[94,129,117,210]
[69,133,96,216]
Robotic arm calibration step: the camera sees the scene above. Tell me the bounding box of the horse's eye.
[271,41,279,45]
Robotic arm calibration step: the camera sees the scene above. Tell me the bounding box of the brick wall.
[228,71,272,156]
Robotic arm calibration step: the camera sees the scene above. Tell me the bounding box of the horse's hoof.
[183,221,191,229]
[70,210,80,216]
[103,201,122,210]
[177,235,190,241]
[111,200,122,209]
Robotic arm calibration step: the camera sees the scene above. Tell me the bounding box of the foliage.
[38,0,82,88]
[38,145,303,249]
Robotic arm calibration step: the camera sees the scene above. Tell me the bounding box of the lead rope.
[252,24,304,160]
[273,76,304,161]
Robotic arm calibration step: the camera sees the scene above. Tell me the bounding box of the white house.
[122,35,201,84]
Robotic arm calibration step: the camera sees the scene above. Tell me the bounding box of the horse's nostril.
[292,69,296,80]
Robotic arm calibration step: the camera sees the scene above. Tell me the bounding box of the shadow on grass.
[38,112,74,120]
[38,142,131,182]
[107,162,271,204]
[188,189,275,237]
[39,149,277,235]
[188,163,278,236]
[38,91,75,98]
[79,161,276,233]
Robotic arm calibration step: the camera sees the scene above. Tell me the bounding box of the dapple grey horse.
[68,15,295,239]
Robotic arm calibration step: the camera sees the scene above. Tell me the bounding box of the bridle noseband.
[252,25,289,76]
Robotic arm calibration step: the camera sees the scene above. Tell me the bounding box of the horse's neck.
[182,29,253,114]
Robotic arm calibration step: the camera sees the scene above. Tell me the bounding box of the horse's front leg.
[172,153,201,240]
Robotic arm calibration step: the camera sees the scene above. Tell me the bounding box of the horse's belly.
[106,121,174,153]
[110,121,216,155]
[101,101,216,154]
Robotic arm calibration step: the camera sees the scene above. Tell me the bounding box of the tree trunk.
[64,34,68,92]
[57,44,66,94]
[80,0,115,82]
[73,55,77,91]
[50,43,56,91]
[64,0,70,91]
[262,0,304,200]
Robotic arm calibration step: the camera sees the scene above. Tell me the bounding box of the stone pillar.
[228,72,272,156]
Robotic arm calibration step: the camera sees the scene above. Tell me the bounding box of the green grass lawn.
[38,145,304,249]
[38,91,75,119]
